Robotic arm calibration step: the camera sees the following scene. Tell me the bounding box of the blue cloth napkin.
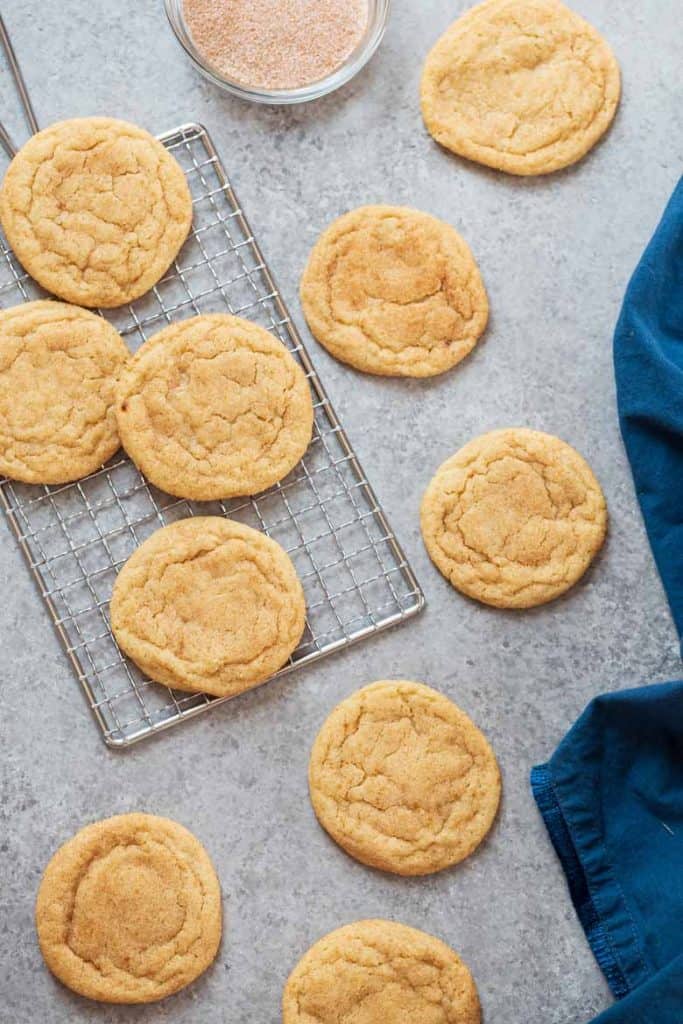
[614,176,683,644]
[532,178,683,1023]
[531,682,683,1022]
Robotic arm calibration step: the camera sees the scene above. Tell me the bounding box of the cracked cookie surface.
[421,428,607,608]
[35,813,221,1004]
[300,205,488,377]
[0,117,192,307]
[110,516,306,697]
[283,919,481,1024]
[0,300,128,484]
[421,0,620,175]
[115,314,313,501]
[309,681,500,876]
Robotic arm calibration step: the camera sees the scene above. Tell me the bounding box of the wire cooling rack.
[0,122,425,747]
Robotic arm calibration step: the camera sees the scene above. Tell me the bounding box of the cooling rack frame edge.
[0,119,426,749]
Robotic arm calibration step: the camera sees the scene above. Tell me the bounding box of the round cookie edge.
[0,117,193,308]
[282,918,482,1024]
[420,0,622,176]
[35,812,222,1004]
[420,427,609,608]
[308,679,502,876]
[110,516,307,697]
[300,204,489,377]
[0,299,130,485]
[114,313,314,501]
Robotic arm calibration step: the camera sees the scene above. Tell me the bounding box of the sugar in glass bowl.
[164,0,391,105]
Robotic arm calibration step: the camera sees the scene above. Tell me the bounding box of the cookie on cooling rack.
[421,428,608,608]
[115,314,314,501]
[283,920,481,1024]
[0,300,129,484]
[0,117,192,308]
[300,205,488,377]
[110,516,306,697]
[36,813,222,1004]
[309,680,501,875]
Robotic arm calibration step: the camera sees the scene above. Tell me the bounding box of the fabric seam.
[530,762,632,999]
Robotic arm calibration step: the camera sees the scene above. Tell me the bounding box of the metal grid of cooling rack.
[0,122,425,747]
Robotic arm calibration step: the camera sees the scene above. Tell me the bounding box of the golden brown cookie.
[115,314,313,501]
[0,300,128,484]
[421,428,607,608]
[309,680,501,876]
[0,117,192,307]
[35,813,221,1004]
[300,205,488,377]
[421,0,621,176]
[283,920,481,1024]
[110,516,306,697]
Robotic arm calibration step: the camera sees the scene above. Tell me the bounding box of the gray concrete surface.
[0,2,681,1021]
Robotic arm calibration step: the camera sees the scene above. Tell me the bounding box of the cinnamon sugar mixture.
[183,0,369,91]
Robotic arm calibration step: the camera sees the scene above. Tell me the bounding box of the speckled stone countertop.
[0,2,681,1022]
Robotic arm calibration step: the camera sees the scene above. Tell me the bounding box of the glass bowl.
[164,0,391,105]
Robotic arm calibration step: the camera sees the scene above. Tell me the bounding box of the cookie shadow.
[422,93,624,192]
[311,776,504,891]
[43,943,225,1021]
[297,300,497,407]
[484,525,611,625]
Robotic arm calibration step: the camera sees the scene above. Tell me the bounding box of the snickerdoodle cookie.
[421,0,621,176]
[110,517,306,697]
[0,117,192,307]
[115,315,313,501]
[0,300,128,484]
[35,813,221,1004]
[283,920,481,1024]
[300,205,488,377]
[309,681,501,876]
[421,428,607,608]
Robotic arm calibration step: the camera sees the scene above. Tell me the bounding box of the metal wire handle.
[0,12,39,158]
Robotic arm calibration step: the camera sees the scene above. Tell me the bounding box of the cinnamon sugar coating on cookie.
[283,920,481,1024]
[110,517,306,697]
[309,681,501,875]
[421,0,620,175]
[35,813,221,1004]
[0,300,128,484]
[300,205,488,377]
[115,315,313,501]
[0,117,192,307]
[421,428,607,608]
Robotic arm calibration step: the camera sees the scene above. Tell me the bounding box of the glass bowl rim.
[164,0,392,105]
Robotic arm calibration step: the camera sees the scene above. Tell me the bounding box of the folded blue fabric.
[614,176,683,644]
[532,682,683,1022]
[532,178,683,1023]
